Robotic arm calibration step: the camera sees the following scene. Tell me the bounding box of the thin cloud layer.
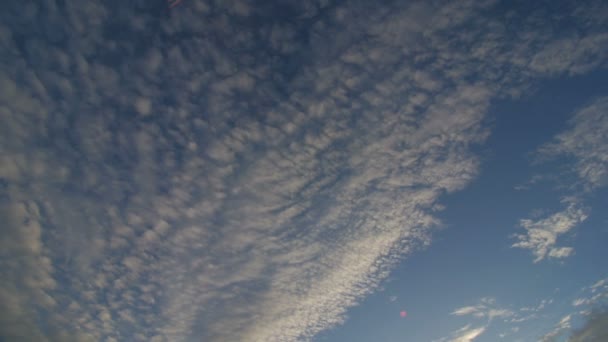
[538,97,608,190]
[433,324,487,342]
[540,277,608,341]
[571,278,608,309]
[436,298,514,341]
[1,0,608,341]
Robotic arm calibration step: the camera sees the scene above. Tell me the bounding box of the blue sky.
[1,0,607,341]
[317,73,608,342]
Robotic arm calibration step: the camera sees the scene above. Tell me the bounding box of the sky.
[0,0,607,341]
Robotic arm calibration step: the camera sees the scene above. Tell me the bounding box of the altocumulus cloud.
[1,0,608,341]
[538,97,608,190]
[512,198,588,263]
[513,96,608,263]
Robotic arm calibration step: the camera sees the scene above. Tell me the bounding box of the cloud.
[439,298,515,341]
[516,73,608,266]
[134,97,152,116]
[567,309,608,342]
[537,97,608,190]
[451,298,513,321]
[541,314,572,342]
[434,324,487,342]
[1,0,607,341]
[528,34,608,76]
[591,279,607,293]
[538,277,608,341]
[447,296,568,340]
[512,199,588,262]
[452,325,487,342]
[572,277,608,308]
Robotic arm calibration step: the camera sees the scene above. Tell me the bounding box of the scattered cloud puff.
[512,198,588,262]
[1,0,607,341]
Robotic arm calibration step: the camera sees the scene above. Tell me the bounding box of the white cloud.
[1,0,607,341]
[512,199,588,262]
[538,97,608,190]
[0,201,57,340]
[572,298,588,307]
[590,279,607,293]
[537,277,608,341]
[541,314,572,342]
[572,277,608,309]
[529,34,608,76]
[439,298,516,341]
[453,306,480,316]
[435,324,487,342]
[452,325,487,342]
[134,97,152,116]
[451,298,513,321]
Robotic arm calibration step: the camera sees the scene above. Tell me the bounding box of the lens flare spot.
[400,310,407,318]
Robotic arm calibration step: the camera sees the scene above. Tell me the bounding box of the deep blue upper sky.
[1,1,607,341]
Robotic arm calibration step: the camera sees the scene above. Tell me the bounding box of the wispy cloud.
[538,277,608,341]
[436,298,514,341]
[590,279,607,293]
[434,324,487,342]
[451,298,513,321]
[451,325,487,342]
[512,198,588,262]
[537,97,608,190]
[1,0,607,341]
[541,314,572,342]
[514,91,608,265]
[571,277,608,309]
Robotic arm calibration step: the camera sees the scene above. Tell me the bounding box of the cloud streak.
[451,297,513,321]
[435,298,514,342]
